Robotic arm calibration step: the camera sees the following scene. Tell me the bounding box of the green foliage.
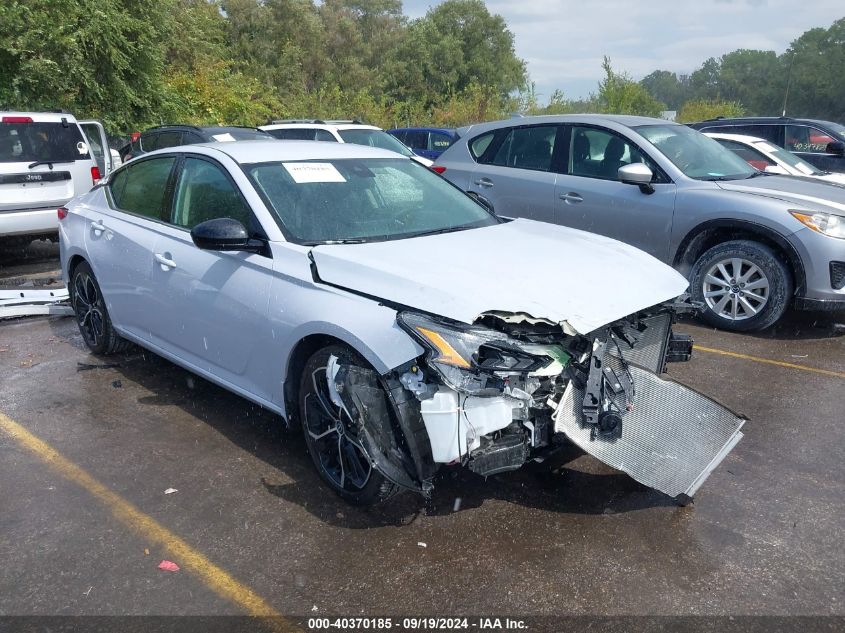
[597,57,665,117]
[676,99,746,124]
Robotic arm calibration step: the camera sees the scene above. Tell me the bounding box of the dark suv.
[688,117,845,173]
[119,125,273,162]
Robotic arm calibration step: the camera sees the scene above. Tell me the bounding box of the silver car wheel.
[702,257,770,321]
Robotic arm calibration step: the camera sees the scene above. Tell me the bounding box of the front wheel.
[689,240,792,332]
[298,345,400,506]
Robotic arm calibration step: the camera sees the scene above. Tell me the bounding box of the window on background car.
[266,128,316,141]
[183,132,205,144]
[715,139,776,171]
[109,157,176,219]
[155,131,183,150]
[170,157,253,230]
[718,125,781,144]
[139,132,160,151]
[785,125,835,153]
[0,121,90,163]
[429,132,454,150]
[246,158,497,244]
[569,126,645,180]
[404,131,428,150]
[489,125,557,171]
[337,129,414,157]
[315,129,338,142]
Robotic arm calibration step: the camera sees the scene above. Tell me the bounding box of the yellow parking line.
[695,345,845,380]
[0,411,297,630]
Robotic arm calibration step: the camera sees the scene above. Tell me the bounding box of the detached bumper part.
[554,358,745,499]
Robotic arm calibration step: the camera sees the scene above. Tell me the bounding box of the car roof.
[260,122,381,131]
[693,116,841,128]
[388,127,455,134]
[1,111,79,123]
[184,139,409,163]
[456,113,674,136]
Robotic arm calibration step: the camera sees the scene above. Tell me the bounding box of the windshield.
[635,124,756,180]
[0,121,90,163]
[756,141,823,175]
[245,158,498,244]
[337,129,414,157]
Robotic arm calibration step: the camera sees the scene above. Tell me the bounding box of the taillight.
[2,116,33,123]
[130,131,140,142]
[57,207,68,220]
[431,165,446,174]
[91,166,102,183]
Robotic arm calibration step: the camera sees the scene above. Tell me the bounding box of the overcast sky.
[403,0,844,101]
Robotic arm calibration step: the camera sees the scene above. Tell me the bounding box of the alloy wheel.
[73,273,105,346]
[303,366,372,491]
[702,257,770,321]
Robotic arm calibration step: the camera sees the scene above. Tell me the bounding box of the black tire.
[70,261,132,355]
[689,240,792,332]
[298,344,400,506]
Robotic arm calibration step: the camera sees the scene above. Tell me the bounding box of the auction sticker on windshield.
[283,162,347,183]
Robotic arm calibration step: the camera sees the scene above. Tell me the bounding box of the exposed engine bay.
[327,299,745,503]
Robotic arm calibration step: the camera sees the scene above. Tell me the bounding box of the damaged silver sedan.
[59,140,744,506]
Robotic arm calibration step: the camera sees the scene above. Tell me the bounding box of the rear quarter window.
[469,132,495,160]
[0,120,90,163]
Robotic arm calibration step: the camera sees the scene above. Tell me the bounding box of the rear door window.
[266,128,317,140]
[155,131,184,150]
[109,156,176,220]
[315,129,338,142]
[0,120,90,163]
[489,125,558,172]
[404,131,428,149]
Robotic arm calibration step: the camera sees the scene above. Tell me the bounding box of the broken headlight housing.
[397,312,557,393]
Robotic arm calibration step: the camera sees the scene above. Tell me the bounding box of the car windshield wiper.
[304,238,368,245]
[402,225,474,239]
[743,171,770,179]
[27,159,72,169]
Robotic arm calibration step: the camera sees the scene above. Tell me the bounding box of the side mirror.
[190,217,258,252]
[825,141,845,156]
[618,163,654,193]
[466,191,495,214]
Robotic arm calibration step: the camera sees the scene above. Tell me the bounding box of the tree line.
[0,1,842,135]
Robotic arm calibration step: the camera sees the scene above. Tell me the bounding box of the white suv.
[1,111,113,247]
[259,119,434,167]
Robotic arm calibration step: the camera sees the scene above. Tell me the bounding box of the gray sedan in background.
[435,115,845,331]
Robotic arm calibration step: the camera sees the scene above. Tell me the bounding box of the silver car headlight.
[790,210,845,239]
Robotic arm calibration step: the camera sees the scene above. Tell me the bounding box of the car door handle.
[154,253,177,270]
[559,192,583,204]
[473,178,494,188]
[91,220,106,235]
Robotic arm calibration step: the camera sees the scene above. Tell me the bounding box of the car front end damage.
[327,300,745,503]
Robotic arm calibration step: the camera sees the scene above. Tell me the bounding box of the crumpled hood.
[311,219,689,335]
[717,174,845,213]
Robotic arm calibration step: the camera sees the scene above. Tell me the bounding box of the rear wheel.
[70,261,131,355]
[298,345,399,505]
[690,240,792,332]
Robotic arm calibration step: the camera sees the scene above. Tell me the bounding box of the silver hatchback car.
[60,141,744,506]
[435,115,845,331]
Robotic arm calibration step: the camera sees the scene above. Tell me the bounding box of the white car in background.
[259,119,434,167]
[706,132,845,185]
[1,111,113,246]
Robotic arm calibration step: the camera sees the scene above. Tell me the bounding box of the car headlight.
[790,210,845,239]
[397,312,507,369]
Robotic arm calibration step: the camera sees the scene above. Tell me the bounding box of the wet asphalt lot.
[1,249,844,627]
